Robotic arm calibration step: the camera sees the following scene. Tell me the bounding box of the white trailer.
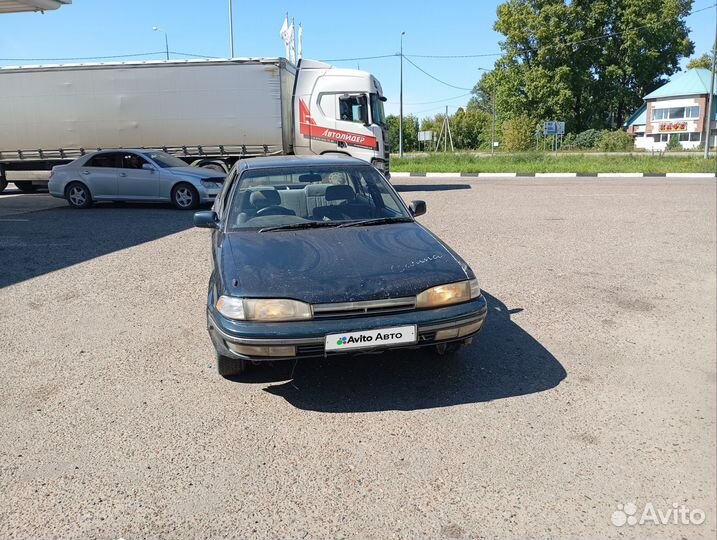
[0,58,390,192]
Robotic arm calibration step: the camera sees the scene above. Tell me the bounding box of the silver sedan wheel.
[174,186,194,208]
[68,185,88,207]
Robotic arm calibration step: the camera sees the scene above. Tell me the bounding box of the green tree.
[476,0,695,132]
[386,114,420,152]
[687,53,712,70]
[501,114,536,151]
[451,108,493,149]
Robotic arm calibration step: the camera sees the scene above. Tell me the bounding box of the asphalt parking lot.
[1,177,715,539]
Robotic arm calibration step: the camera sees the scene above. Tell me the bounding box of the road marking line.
[665,173,716,178]
[477,173,517,178]
[425,172,458,178]
[390,172,411,177]
[0,218,30,222]
[597,173,644,178]
[535,173,577,177]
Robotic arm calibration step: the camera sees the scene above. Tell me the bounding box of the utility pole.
[399,31,405,158]
[491,79,496,155]
[228,0,235,58]
[704,6,716,159]
[478,67,497,155]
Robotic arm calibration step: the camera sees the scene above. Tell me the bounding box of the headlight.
[215,296,312,321]
[415,278,481,309]
[201,179,220,187]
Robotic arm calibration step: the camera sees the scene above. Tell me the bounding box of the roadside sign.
[544,121,557,135]
[418,131,433,141]
[556,122,566,135]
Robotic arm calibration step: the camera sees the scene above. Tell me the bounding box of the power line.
[321,54,397,62]
[0,50,221,62]
[406,2,717,60]
[0,52,166,62]
[403,56,473,90]
[327,1,717,63]
[407,92,472,105]
[3,2,713,65]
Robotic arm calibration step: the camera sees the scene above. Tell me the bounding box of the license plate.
[325,325,417,352]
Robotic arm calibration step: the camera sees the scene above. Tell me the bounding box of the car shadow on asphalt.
[0,195,200,289]
[260,291,566,412]
[393,184,472,192]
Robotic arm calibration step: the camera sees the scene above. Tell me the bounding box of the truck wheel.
[65,182,93,209]
[14,181,38,192]
[216,352,247,378]
[171,183,199,210]
[0,178,7,193]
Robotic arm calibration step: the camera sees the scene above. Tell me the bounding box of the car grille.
[312,297,416,319]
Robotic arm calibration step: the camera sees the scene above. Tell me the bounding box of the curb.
[391,172,717,178]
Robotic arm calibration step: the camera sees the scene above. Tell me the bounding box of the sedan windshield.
[226,165,411,231]
[141,151,189,168]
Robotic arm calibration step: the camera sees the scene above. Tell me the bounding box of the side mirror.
[194,210,220,229]
[409,200,426,217]
[142,163,156,172]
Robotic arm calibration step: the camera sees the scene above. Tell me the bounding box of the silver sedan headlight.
[215,296,312,321]
[415,278,481,309]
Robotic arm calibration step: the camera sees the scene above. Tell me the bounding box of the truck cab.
[293,60,390,177]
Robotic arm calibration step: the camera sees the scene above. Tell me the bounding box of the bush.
[561,132,577,149]
[501,115,536,152]
[597,130,634,152]
[666,134,682,151]
[573,129,605,149]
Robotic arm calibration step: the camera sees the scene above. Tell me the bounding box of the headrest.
[325,185,355,201]
[305,184,330,197]
[249,189,280,208]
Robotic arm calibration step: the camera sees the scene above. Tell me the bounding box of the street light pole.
[228,0,235,58]
[399,31,405,158]
[478,67,497,155]
[704,5,716,159]
[491,79,496,155]
[153,26,169,60]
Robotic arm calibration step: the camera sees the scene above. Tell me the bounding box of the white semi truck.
[0,57,390,193]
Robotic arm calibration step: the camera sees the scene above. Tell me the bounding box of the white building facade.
[626,69,715,151]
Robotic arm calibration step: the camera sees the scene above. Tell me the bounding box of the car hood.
[165,166,225,179]
[219,222,473,304]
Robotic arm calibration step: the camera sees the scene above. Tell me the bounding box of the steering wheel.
[256,205,295,216]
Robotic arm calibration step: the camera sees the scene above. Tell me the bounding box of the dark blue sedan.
[194,155,487,377]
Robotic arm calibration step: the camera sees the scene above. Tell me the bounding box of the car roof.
[239,154,366,170]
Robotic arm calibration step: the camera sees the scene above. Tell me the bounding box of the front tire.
[14,181,38,192]
[0,177,7,193]
[216,353,247,378]
[434,342,464,356]
[171,183,199,210]
[65,182,93,209]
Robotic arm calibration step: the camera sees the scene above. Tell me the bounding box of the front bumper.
[198,185,221,203]
[207,294,488,361]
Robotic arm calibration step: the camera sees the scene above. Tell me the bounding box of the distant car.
[48,150,226,210]
[194,155,488,378]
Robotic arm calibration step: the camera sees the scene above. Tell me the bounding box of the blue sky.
[1,0,715,117]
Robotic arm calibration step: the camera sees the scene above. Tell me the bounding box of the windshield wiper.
[259,221,342,233]
[336,217,413,228]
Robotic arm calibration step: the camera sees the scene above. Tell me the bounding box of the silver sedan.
[48,150,226,210]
